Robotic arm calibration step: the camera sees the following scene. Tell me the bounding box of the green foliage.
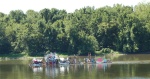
[100,48,113,54]
[0,3,150,56]
[0,23,11,54]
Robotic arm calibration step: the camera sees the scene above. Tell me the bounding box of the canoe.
[59,61,70,65]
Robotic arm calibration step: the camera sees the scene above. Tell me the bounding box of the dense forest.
[0,3,150,56]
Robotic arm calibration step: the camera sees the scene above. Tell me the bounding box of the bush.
[96,48,114,55]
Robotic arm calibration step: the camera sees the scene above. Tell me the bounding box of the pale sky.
[0,0,150,14]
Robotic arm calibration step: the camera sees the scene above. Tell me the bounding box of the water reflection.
[2,54,150,79]
[30,63,111,78]
[59,65,69,74]
[45,64,79,78]
[96,63,110,72]
[32,67,43,73]
[45,65,58,78]
[45,63,111,78]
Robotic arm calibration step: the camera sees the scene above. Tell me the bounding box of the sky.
[0,0,150,14]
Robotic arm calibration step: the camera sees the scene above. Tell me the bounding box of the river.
[0,54,150,79]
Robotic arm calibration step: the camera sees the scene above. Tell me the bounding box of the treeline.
[0,3,150,56]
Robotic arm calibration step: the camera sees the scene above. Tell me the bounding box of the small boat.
[31,63,42,67]
[30,58,43,67]
[59,61,70,65]
[59,62,70,65]
[44,52,59,65]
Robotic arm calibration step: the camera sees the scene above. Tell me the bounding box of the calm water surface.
[1,54,150,79]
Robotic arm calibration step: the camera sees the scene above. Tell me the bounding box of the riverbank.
[0,53,69,60]
[0,56,43,60]
[0,51,137,60]
[0,53,41,60]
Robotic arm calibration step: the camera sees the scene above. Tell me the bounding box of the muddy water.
[0,54,150,79]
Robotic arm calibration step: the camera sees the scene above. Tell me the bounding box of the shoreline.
[0,56,44,60]
[1,56,150,65]
[0,53,149,60]
[111,60,150,64]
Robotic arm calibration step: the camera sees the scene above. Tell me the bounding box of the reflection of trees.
[1,64,33,79]
[60,64,112,79]
[107,64,150,79]
[45,65,59,78]
[31,64,150,79]
[0,62,111,79]
[0,64,13,79]
[3,60,150,79]
[134,64,150,76]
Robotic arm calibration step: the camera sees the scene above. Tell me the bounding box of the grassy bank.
[0,53,69,60]
[0,49,125,60]
[0,53,41,60]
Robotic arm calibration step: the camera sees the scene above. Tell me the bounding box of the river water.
[1,54,150,79]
